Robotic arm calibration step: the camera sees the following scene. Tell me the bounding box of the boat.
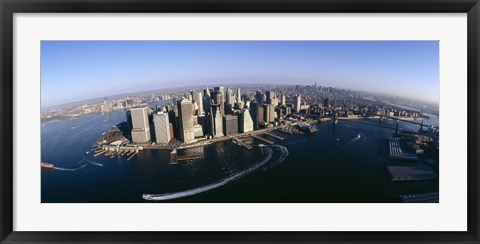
[142,194,153,200]
[41,162,55,169]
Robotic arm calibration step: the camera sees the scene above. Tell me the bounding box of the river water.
[41,109,439,203]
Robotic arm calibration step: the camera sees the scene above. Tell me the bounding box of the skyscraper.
[266,90,275,104]
[264,104,275,123]
[323,98,330,108]
[153,112,171,144]
[215,90,225,116]
[294,95,301,112]
[239,109,254,133]
[223,115,238,136]
[213,106,224,137]
[226,88,234,105]
[177,99,195,143]
[281,94,286,106]
[236,88,241,101]
[129,107,151,143]
[250,101,259,130]
[192,91,204,115]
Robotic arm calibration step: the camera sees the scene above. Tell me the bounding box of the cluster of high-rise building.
[126,86,297,145]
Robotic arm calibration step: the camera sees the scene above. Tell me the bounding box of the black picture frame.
[1,0,479,243]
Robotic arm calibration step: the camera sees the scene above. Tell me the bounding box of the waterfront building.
[177,99,195,143]
[193,124,204,138]
[250,101,259,130]
[239,109,254,133]
[223,115,238,136]
[294,95,301,112]
[264,104,275,123]
[153,112,171,144]
[128,107,151,143]
[213,107,224,137]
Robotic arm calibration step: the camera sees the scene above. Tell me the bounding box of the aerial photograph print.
[40,41,439,203]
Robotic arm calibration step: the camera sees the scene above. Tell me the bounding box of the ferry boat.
[40,162,55,169]
[142,194,153,200]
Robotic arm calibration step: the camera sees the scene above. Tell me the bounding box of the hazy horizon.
[41,41,439,108]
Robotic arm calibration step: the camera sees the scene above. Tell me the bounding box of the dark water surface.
[41,110,439,203]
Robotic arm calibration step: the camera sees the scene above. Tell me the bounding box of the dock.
[264,132,284,140]
[388,137,418,161]
[400,192,439,203]
[251,135,274,144]
[387,165,438,181]
[177,155,202,161]
[127,151,138,161]
[231,137,253,149]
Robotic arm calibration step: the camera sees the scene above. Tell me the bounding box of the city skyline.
[41,41,439,108]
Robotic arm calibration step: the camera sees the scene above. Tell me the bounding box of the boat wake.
[143,145,283,201]
[263,145,289,170]
[87,159,103,167]
[54,164,88,171]
[324,134,361,161]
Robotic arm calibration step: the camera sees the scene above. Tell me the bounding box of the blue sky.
[41,41,439,107]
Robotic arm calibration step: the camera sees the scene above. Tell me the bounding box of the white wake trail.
[54,164,88,171]
[143,145,275,201]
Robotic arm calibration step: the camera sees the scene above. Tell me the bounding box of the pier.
[388,137,418,161]
[264,132,284,140]
[177,155,202,161]
[231,137,253,149]
[251,135,274,144]
[387,165,438,181]
[399,192,439,203]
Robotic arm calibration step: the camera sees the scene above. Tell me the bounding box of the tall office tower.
[250,102,259,130]
[239,109,254,133]
[193,91,204,115]
[255,91,263,105]
[276,107,283,120]
[281,94,286,106]
[294,95,301,112]
[224,104,234,115]
[323,98,329,107]
[214,86,225,96]
[153,112,171,144]
[271,95,279,107]
[204,87,210,97]
[102,98,111,113]
[203,92,211,114]
[261,93,267,105]
[226,88,234,105]
[285,106,292,116]
[213,107,224,137]
[264,104,275,123]
[129,107,151,143]
[223,115,238,136]
[266,90,275,104]
[257,105,264,125]
[234,101,244,110]
[177,99,195,143]
[214,90,225,116]
[236,88,241,101]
